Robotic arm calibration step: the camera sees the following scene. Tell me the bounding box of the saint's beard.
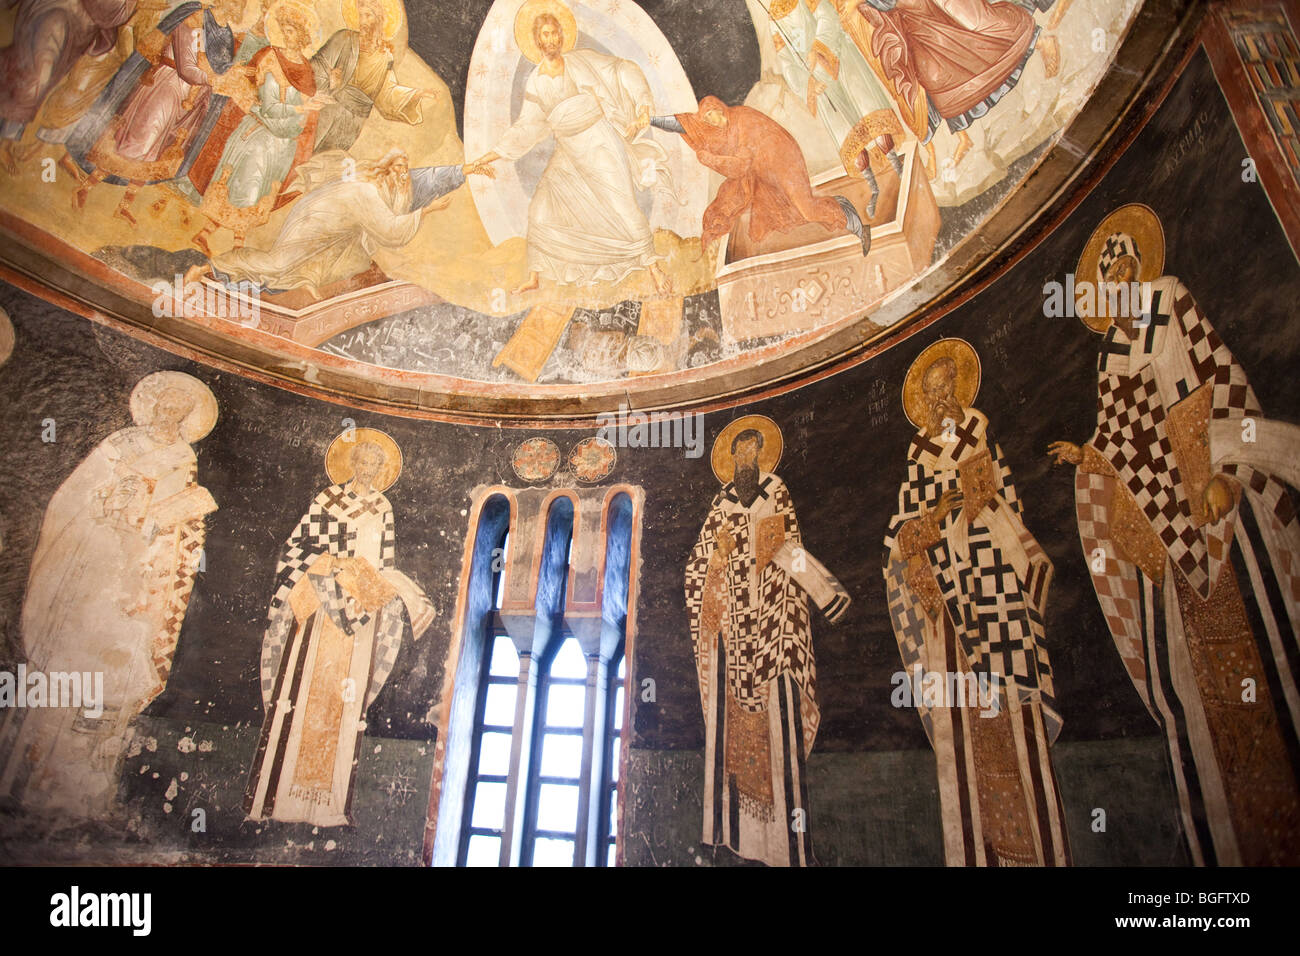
[925,397,964,436]
[733,462,761,507]
[377,170,412,215]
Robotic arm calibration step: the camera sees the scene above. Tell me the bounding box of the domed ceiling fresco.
[0,0,1167,418]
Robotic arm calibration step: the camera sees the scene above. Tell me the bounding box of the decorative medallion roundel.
[512,437,562,482]
[569,437,617,483]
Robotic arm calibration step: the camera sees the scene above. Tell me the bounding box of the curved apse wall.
[1,1,1298,867]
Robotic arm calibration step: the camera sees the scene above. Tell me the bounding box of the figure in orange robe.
[654,96,868,258]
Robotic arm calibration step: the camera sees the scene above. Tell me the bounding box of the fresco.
[245,427,435,827]
[684,415,850,867]
[0,0,1141,390]
[883,338,1068,867]
[0,371,217,818]
[1052,203,1300,867]
[1,6,1300,869]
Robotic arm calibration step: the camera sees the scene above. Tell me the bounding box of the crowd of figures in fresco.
[0,0,1136,384]
[2,204,1298,866]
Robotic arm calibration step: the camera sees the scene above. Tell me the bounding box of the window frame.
[433,487,640,868]
[519,630,589,867]
[456,612,517,867]
[595,641,627,867]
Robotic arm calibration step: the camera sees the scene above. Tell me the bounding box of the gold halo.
[768,0,798,20]
[1074,203,1166,333]
[515,0,577,64]
[902,338,982,430]
[711,415,784,484]
[326,427,403,493]
[0,307,12,367]
[265,0,320,51]
[342,0,403,40]
[129,371,219,443]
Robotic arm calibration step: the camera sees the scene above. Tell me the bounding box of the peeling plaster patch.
[177,736,196,753]
[198,740,214,752]
[325,840,337,851]
[165,778,179,800]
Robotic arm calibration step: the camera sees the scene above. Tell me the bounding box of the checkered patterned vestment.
[1077,274,1300,711]
[685,473,819,754]
[883,410,1059,741]
[1087,275,1269,599]
[1073,273,1300,865]
[259,484,404,711]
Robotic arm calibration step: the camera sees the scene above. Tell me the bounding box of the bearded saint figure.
[245,429,434,827]
[308,0,439,154]
[684,416,851,867]
[1050,204,1300,865]
[884,339,1069,866]
[190,148,462,296]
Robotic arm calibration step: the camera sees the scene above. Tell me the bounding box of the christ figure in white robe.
[466,12,673,294]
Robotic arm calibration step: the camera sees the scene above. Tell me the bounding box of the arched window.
[432,487,640,867]
[598,650,627,867]
[460,530,517,866]
[429,492,512,868]
[522,635,587,866]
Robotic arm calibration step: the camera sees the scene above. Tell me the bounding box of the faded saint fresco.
[0,372,218,817]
